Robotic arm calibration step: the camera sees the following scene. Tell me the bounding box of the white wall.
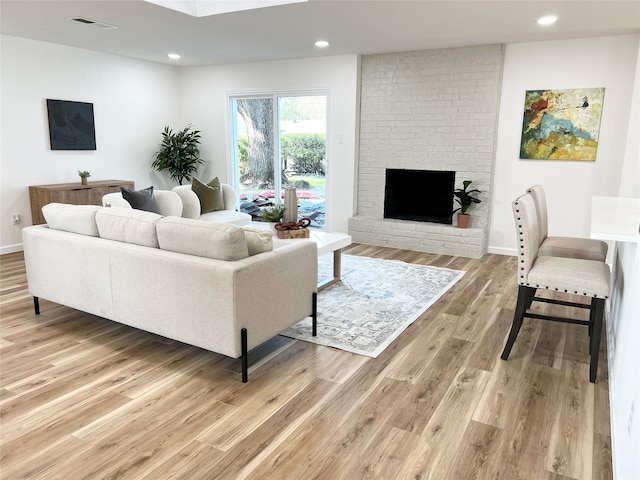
[176,55,360,233]
[488,35,640,255]
[619,37,640,199]
[0,35,179,253]
[608,40,640,480]
[610,241,640,480]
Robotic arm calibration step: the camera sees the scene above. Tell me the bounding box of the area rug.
[280,254,465,357]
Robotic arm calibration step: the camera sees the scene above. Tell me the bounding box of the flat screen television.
[47,99,96,150]
[384,169,455,224]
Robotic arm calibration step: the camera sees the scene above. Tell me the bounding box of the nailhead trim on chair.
[524,283,607,298]
[515,202,526,282]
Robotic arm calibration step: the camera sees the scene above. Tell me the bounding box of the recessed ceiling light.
[168,53,181,60]
[145,0,308,17]
[315,40,330,48]
[537,15,558,26]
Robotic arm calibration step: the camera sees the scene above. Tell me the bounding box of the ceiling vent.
[68,17,119,30]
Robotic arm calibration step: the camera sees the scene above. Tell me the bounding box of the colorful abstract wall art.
[519,88,605,161]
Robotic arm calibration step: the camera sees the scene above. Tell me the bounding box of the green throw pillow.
[192,177,224,213]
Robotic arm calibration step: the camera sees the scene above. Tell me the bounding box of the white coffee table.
[252,223,352,290]
[291,230,352,290]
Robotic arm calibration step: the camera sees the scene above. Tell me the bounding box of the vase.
[81,177,87,186]
[283,187,298,223]
[457,213,470,228]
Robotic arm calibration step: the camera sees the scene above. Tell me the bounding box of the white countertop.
[591,196,640,243]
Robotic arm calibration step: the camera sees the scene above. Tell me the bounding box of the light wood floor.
[1,245,612,479]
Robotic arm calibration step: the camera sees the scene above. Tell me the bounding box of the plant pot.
[81,177,88,186]
[457,213,470,228]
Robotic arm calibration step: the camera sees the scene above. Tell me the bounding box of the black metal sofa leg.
[33,296,40,315]
[312,291,317,337]
[501,285,531,360]
[241,328,248,383]
[589,298,605,383]
[240,291,317,383]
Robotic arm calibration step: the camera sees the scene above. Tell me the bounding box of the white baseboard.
[487,246,516,256]
[1,243,23,255]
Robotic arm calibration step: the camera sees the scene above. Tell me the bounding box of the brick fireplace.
[348,44,504,258]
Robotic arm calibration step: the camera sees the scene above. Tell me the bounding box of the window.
[229,93,328,229]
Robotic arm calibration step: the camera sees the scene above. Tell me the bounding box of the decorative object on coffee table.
[260,203,285,222]
[78,170,91,186]
[283,186,298,223]
[275,218,311,239]
[452,180,481,228]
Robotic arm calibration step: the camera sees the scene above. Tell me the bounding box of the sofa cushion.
[156,217,249,261]
[121,186,159,213]
[192,177,224,213]
[243,227,273,256]
[96,208,163,248]
[199,209,252,226]
[41,203,101,236]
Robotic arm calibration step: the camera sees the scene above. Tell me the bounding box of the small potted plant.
[260,203,285,223]
[453,180,481,228]
[78,170,91,186]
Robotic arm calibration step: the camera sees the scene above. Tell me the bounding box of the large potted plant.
[152,125,204,185]
[453,180,481,228]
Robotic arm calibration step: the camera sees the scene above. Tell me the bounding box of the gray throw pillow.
[121,186,159,213]
[192,177,224,213]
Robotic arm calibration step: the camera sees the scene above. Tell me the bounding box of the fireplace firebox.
[383,169,455,225]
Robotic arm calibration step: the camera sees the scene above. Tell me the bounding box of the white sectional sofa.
[102,183,251,226]
[22,203,317,382]
[173,184,251,225]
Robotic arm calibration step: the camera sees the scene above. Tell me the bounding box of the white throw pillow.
[156,217,249,261]
[96,208,163,248]
[242,227,273,256]
[41,203,101,236]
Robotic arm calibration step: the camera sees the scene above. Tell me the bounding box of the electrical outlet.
[11,214,21,225]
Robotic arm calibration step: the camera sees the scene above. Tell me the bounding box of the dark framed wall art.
[46,99,96,150]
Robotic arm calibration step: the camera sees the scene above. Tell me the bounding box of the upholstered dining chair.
[527,185,608,262]
[501,193,610,382]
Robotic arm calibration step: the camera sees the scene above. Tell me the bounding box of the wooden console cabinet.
[29,180,134,225]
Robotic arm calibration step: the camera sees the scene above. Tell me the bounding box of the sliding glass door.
[230,93,327,228]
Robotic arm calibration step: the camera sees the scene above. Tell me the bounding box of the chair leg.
[501,285,531,360]
[525,287,536,310]
[589,298,605,383]
[588,297,597,353]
